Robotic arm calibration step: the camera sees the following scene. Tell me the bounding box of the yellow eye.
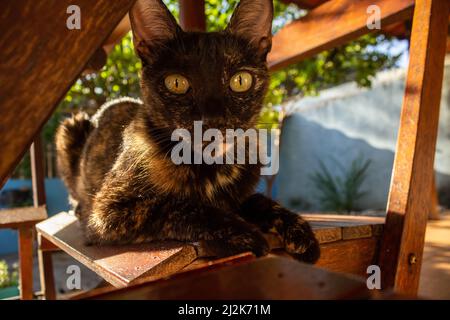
[164,74,190,94]
[230,71,253,92]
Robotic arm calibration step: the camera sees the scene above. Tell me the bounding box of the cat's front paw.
[283,216,320,263]
[230,230,270,257]
[195,229,270,258]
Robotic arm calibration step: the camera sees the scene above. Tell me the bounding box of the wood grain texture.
[268,0,415,71]
[0,206,47,229]
[30,135,46,207]
[379,0,450,295]
[266,214,384,249]
[428,174,440,220]
[37,235,57,300]
[36,212,197,287]
[281,0,329,10]
[0,0,136,188]
[179,0,206,32]
[18,227,34,300]
[316,237,380,276]
[66,252,255,300]
[86,256,373,300]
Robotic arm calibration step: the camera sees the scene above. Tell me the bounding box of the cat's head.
[130,0,273,133]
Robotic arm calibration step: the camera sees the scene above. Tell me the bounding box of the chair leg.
[18,226,34,300]
[428,174,440,220]
[379,0,450,295]
[38,234,56,300]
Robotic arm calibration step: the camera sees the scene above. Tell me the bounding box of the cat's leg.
[147,201,270,258]
[239,193,320,263]
[86,181,269,257]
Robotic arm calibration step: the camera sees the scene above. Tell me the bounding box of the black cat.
[55,0,320,263]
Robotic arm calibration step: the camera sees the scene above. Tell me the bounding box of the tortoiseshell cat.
[56,0,320,262]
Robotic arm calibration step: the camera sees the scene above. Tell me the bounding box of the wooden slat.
[316,237,380,276]
[0,206,47,229]
[30,135,46,207]
[342,225,372,240]
[307,214,384,241]
[281,0,329,10]
[179,0,206,32]
[266,214,384,248]
[268,0,415,71]
[36,212,197,287]
[311,225,342,243]
[86,256,373,300]
[0,0,136,188]
[379,0,450,295]
[67,252,255,300]
[429,174,440,220]
[18,227,34,300]
[302,213,385,224]
[181,252,255,273]
[37,235,57,300]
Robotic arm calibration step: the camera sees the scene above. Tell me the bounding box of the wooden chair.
[35,210,385,299]
[1,0,449,299]
[0,138,48,299]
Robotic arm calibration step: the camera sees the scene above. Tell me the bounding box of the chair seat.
[36,211,385,288]
[0,206,47,229]
[36,212,198,287]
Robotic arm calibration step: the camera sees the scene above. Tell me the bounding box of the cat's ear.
[130,0,181,59]
[226,0,273,57]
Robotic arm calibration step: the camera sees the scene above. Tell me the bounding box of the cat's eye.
[164,74,190,94]
[230,71,253,93]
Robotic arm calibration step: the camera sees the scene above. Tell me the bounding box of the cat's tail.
[55,112,93,194]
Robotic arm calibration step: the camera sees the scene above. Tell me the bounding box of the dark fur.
[56,0,320,262]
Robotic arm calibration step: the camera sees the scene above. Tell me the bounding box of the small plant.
[0,260,18,289]
[289,197,311,211]
[310,156,371,213]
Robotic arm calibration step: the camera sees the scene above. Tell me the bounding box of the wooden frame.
[379,0,450,294]
[0,0,137,188]
[0,136,48,300]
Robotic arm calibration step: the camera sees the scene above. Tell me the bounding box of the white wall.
[278,56,450,211]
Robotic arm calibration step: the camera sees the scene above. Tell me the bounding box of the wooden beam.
[429,173,440,220]
[30,135,46,207]
[179,0,206,32]
[268,0,415,71]
[280,0,329,10]
[379,0,449,295]
[38,235,57,300]
[18,227,34,300]
[0,206,47,229]
[0,0,136,188]
[85,257,375,300]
